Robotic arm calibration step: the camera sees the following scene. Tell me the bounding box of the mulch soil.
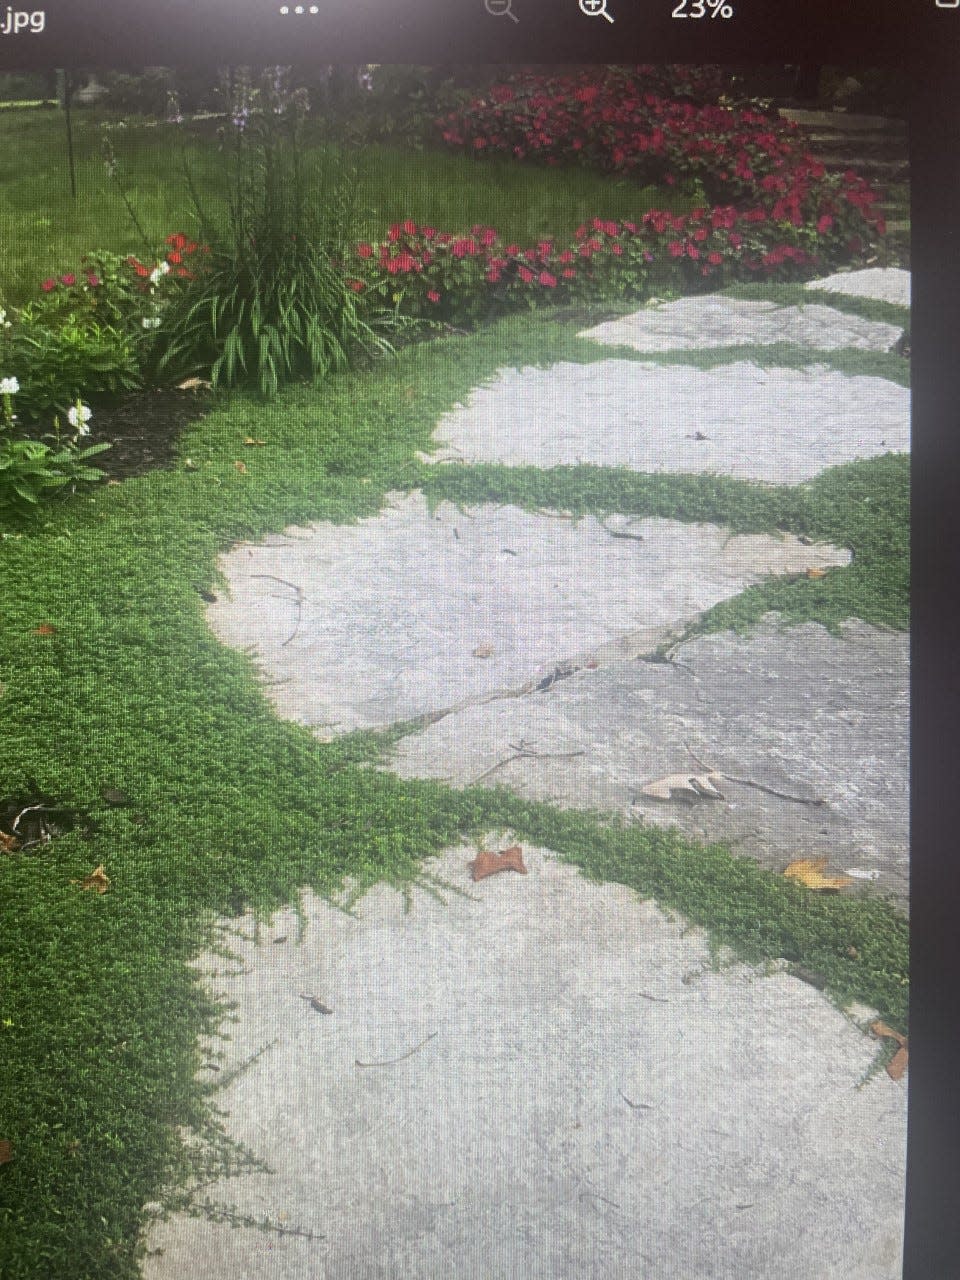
[23,386,212,483]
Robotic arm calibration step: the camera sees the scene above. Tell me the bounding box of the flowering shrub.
[0,317,141,424]
[353,218,652,323]
[435,68,885,282]
[0,383,109,514]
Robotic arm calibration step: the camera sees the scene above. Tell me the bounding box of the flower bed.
[361,67,884,323]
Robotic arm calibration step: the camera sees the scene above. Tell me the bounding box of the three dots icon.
[279,5,321,12]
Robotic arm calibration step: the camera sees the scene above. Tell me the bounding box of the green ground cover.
[0,298,909,1277]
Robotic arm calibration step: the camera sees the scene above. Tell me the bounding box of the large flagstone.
[425,360,908,483]
[206,494,849,737]
[385,616,909,905]
[578,294,902,353]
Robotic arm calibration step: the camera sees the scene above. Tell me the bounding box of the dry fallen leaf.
[77,864,110,894]
[641,772,725,801]
[469,845,528,882]
[869,1020,908,1080]
[234,461,247,473]
[242,438,267,447]
[33,623,57,636]
[0,830,19,853]
[783,857,854,891]
[0,1140,12,1165]
[806,567,827,579]
[472,643,495,659]
[177,377,212,391]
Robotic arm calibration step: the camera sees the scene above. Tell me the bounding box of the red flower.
[707,251,723,266]
[166,232,188,250]
[427,289,441,302]
[41,277,56,292]
[539,271,557,287]
[167,251,182,265]
[86,273,101,287]
[402,219,417,236]
[518,266,534,283]
[687,244,700,260]
[388,224,401,243]
[61,273,76,286]
[816,215,833,234]
[348,279,365,292]
[357,243,374,259]
[668,241,684,258]
[562,268,576,278]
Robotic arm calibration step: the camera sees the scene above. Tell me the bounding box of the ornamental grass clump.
[154,67,396,398]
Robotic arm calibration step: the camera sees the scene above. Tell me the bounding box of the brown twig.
[249,573,304,647]
[470,740,587,786]
[355,1031,438,1068]
[598,515,646,542]
[683,741,826,808]
[619,1090,653,1111]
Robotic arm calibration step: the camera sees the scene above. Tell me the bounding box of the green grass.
[0,108,690,307]
[0,305,909,1272]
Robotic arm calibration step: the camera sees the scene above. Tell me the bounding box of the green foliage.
[153,68,398,396]
[1,318,141,422]
[0,434,110,512]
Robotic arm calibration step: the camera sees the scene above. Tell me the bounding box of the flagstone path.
[143,271,910,1279]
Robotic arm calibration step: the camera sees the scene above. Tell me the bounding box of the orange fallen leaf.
[806,567,827,579]
[234,461,247,473]
[783,857,854,891]
[469,845,528,882]
[869,1020,908,1080]
[0,1140,12,1165]
[33,623,57,636]
[77,864,110,894]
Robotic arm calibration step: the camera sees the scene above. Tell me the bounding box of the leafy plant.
[153,67,398,397]
[1,317,140,423]
[0,388,110,513]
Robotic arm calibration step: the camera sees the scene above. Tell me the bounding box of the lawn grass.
[0,108,690,307]
[0,301,909,1274]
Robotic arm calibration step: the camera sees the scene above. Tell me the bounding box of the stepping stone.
[806,267,910,307]
[425,361,909,483]
[579,295,902,353]
[386,616,908,905]
[141,845,906,1280]
[206,495,850,737]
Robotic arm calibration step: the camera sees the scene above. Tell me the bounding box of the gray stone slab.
[806,268,910,307]
[579,295,902,353]
[141,845,905,1280]
[425,361,909,483]
[206,495,849,737]
[386,617,908,905]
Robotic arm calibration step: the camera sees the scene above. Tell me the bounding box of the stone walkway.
[143,271,910,1278]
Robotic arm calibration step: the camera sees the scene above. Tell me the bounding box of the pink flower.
[707,252,723,265]
[348,279,365,292]
[539,271,557,287]
[518,266,534,283]
[61,273,76,286]
[816,215,833,234]
[402,219,418,236]
[427,290,441,302]
[668,241,684,258]
[86,273,101,287]
[41,278,56,292]
[357,243,374,259]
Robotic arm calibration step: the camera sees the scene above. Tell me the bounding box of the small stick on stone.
[355,1031,438,1069]
[619,1090,654,1110]
[683,741,827,808]
[470,741,586,786]
[249,573,304,647]
[598,516,646,542]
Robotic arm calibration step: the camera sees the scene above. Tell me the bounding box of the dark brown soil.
[68,386,212,482]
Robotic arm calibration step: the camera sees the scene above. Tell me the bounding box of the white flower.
[149,267,162,285]
[0,309,9,328]
[141,316,161,329]
[0,376,19,394]
[68,403,92,434]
